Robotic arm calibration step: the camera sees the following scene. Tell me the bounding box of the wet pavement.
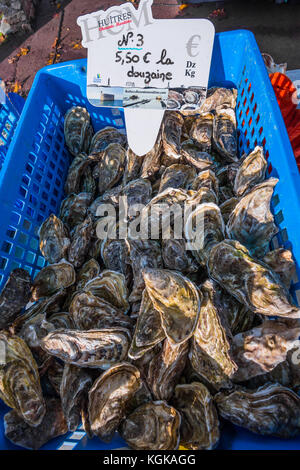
[0,0,300,96]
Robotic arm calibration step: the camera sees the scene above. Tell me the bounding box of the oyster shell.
[123,148,144,184]
[215,383,300,438]
[59,192,93,230]
[120,401,180,450]
[64,106,93,157]
[64,153,97,195]
[48,311,75,330]
[234,146,267,196]
[68,216,94,268]
[190,113,213,153]
[263,248,296,289]
[101,238,132,286]
[141,131,162,180]
[232,319,300,382]
[76,258,100,290]
[143,268,201,344]
[31,260,75,301]
[88,362,142,441]
[4,398,68,450]
[147,338,188,401]
[127,240,163,303]
[212,108,238,162]
[181,140,215,171]
[208,239,300,318]
[83,270,129,312]
[47,359,64,395]
[158,164,196,193]
[162,237,199,273]
[172,382,220,450]
[97,143,126,195]
[39,214,70,264]
[60,364,93,432]
[189,280,237,390]
[184,90,199,104]
[128,290,165,360]
[0,331,45,426]
[89,126,127,153]
[227,178,279,257]
[200,87,237,113]
[0,268,31,329]
[122,178,152,218]
[191,169,219,196]
[162,111,184,163]
[70,291,132,330]
[185,202,225,265]
[220,197,239,224]
[41,328,131,368]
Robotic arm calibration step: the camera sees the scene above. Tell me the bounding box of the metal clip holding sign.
[77,0,215,156]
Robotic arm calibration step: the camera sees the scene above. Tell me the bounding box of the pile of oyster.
[1,88,300,450]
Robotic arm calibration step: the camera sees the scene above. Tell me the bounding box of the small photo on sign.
[87,85,207,110]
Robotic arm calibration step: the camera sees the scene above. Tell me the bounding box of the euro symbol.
[186,35,201,58]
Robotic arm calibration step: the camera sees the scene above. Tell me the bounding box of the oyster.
[190,113,213,153]
[123,148,144,184]
[88,362,142,441]
[120,401,180,450]
[4,398,68,450]
[48,311,75,330]
[141,131,162,180]
[47,359,64,395]
[97,143,126,194]
[127,240,163,303]
[64,106,93,157]
[185,202,225,265]
[208,239,300,318]
[162,237,199,273]
[68,216,94,268]
[181,140,215,171]
[189,280,237,390]
[0,268,31,329]
[31,260,76,301]
[162,111,184,163]
[128,290,165,360]
[215,383,300,438]
[191,169,219,196]
[83,271,129,312]
[263,248,296,289]
[59,192,93,230]
[41,328,131,368]
[232,319,300,382]
[60,364,93,432]
[70,291,132,330]
[212,108,238,162]
[200,87,237,113]
[227,178,279,257]
[76,258,100,290]
[0,332,45,426]
[89,126,127,153]
[143,268,201,344]
[220,197,239,224]
[121,178,152,218]
[147,339,188,401]
[187,187,218,206]
[234,146,267,196]
[64,153,97,195]
[158,164,196,193]
[39,214,70,264]
[101,238,132,286]
[172,382,220,450]
[184,90,199,104]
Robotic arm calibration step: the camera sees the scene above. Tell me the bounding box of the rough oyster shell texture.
[215,383,300,438]
[2,87,300,449]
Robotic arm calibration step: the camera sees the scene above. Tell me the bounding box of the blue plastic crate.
[0,92,24,173]
[1,30,300,450]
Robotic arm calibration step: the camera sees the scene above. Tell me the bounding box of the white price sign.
[78,0,215,155]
